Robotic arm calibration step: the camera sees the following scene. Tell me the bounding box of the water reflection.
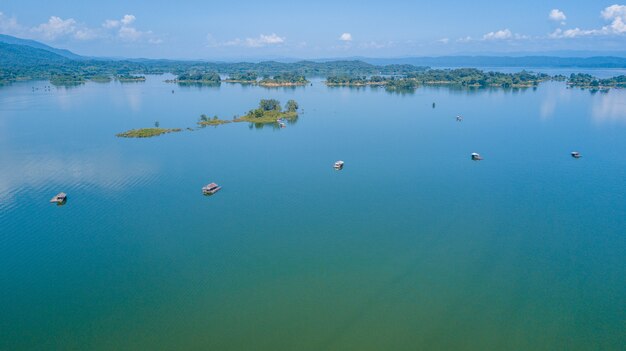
[0,148,157,206]
[592,91,626,124]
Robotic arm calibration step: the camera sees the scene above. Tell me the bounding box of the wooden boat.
[334,160,345,170]
[202,183,222,195]
[471,152,483,161]
[50,192,67,204]
[571,151,582,158]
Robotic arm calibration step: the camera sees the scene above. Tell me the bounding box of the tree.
[155,121,160,128]
[259,99,281,111]
[285,99,299,112]
[200,114,209,122]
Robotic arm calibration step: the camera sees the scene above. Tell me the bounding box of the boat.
[202,182,222,195]
[471,152,483,161]
[334,160,345,170]
[50,192,67,204]
[571,151,582,158]
[456,115,463,121]
[279,122,286,128]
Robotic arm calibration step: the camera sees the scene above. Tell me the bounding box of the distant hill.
[0,34,83,60]
[358,56,626,68]
[0,42,70,67]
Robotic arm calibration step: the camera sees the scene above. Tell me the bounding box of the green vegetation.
[327,69,552,91]
[224,72,258,83]
[169,72,221,84]
[50,74,85,86]
[116,128,182,138]
[117,74,146,82]
[234,99,299,123]
[198,114,231,126]
[259,72,308,86]
[567,73,626,89]
[89,75,112,83]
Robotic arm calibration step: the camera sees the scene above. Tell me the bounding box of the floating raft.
[471,153,483,161]
[50,192,67,204]
[202,182,222,195]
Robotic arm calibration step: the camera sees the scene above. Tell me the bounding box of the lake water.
[1,76,625,350]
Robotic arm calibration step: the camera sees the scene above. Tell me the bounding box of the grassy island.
[198,114,231,126]
[234,99,299,123]
[116,128,182,138]
[327,69,551,90]
[567,73,626,89]
[258,73,308,87]
[223,72,258,84]
[167,72,221,84]
[50,74,85,86]
[117,74,146,82]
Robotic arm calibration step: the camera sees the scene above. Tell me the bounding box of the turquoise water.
[1,77,625,350]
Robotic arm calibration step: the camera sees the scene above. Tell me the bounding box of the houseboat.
[471,152,483,161]
[50,192,67,204]
[202,183,222,195]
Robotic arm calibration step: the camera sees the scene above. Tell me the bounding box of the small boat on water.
[279,122,286,128]
[334,160,345,170]
[202,182,222,195]
[471,152,483,161]
[571,151,582,158]
[50,192,67,204]
[456,115,463,121]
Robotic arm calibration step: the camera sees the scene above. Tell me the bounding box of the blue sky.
[1,1,626,59]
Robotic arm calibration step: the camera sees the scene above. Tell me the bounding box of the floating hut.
[471,153,483,161]
[334,160,345,170]
[50,192,67,204]
[202,183,222,195]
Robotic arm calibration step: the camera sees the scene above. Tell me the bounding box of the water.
[1,77,625,350]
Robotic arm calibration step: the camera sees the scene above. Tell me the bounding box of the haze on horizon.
[1,1,626,60]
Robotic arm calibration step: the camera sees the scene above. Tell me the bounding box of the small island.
[223,72,258,84]
[167,72,221,84]
[567,73,626,89]
[234,99,299,123]
[50,74,85,86]
[116,128,182,138]
[198,114,231,126]
[117,74,146,82]
[326,69,552,90]
[117,99,300,137]
[258,73,308,87]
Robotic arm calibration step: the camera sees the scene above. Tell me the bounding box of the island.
[167,72,221,84]
[117,74,146,82]
[258,73,308,87]
[50,74,85,86]
[234,99,299,123]
[223,72,258,84]
[326,69,552,91]
[567,73,626,89]
[116,128,182,138]
[198,114,231,126]
[118,99,300,137]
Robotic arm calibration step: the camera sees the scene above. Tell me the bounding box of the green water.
[1,77,625,350]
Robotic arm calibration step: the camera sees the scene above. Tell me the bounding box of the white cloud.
[246,33,284,46]
[339,32,352,41]
[210,33,286,48]
[549,9,566,24]
[31,16,77,40]
[483,29,512,40]
[120,14,135,26]
[102,19,120,29]
[437,37,450,44]
[102,14,160,43]
[0,12,22,34]
[550,4,626,38]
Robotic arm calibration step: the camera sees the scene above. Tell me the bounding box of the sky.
[1,1,626,59]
